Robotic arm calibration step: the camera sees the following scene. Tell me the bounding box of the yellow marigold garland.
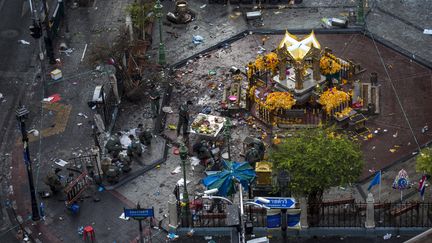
[255,55,266,71]
[249,86,295,111]
[319,88,350,114]
[265,92,295,111]
[320,56,341,75]
[254,52,279,72]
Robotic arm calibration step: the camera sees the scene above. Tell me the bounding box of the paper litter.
[54,159,69,167]
[177,178,191,186]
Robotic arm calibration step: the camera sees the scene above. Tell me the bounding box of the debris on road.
[191,157,200,167]
[60,48,74,56]
[177,178,190,186]
[171,166,181,174]
[167,233,179,240]
[54,159,69,167]
[383,233,392,240]
[192,35,204,44]
[18,40,30,45]
[423,29,432,35]
[200,4,206,9]
[42,94,61,103]
[78,112,88,119]
[119,213,130,221]
[81,43,88,62]
[162,106,173,113]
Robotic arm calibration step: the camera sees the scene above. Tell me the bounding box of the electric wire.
[365,2,421,152]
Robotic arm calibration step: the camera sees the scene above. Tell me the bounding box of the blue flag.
[368,171,381,191]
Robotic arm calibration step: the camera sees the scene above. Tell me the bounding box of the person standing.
[149,84,161,118]
[177,100,193,137]
[136,123,153,146]
[127,134,143,158]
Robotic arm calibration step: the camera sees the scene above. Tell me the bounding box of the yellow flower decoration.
[265,92,296,111]
[320,56,341,75]
[255,55,266,71]
[319,87,350,114]
[265,52,279,73]
[334,107,352,118]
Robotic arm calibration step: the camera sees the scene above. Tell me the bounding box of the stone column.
[299,197,308,228]
[312,49,321,81]
[365,193,375,228]
[277,49,287,81]
[294,61,304,90]
[168,194,179,229]
[278,59,287,81]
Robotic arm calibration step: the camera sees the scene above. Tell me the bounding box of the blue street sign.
[124,208,154,219]
[255,197,296,209]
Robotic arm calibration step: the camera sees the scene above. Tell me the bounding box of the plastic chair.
[83,226,95,242]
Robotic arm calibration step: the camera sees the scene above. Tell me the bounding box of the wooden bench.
[390,202,419,217]
[322,198,355,206]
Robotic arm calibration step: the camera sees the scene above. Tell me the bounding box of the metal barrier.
[181,201,432,228]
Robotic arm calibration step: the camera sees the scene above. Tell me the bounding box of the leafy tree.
[126,0,155,40]
[416,147,432,176]
[268,127,363,222]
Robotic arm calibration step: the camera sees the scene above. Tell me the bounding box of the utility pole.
[28,0,47,94]
[154,0,166,66]
[41,0,56,64]
[16,105,41,221]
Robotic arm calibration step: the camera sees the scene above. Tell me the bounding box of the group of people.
[105,124,153,159]
[104,124,153,183]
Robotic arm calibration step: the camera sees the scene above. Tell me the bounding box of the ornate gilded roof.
[278,30,321,60]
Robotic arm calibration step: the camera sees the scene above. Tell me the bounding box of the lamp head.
[204,188,218,195]
[256,197,270,204]
[179,143,188,160]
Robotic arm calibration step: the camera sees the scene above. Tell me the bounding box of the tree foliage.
[268,128,363,202]
[126,1,155,40]
[416,147,432,176]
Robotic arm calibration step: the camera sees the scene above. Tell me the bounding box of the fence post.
[168,194,179,229]
[299,197,308,228]
[365,193,375,228]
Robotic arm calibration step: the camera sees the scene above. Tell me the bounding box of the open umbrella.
[202,160,256,196]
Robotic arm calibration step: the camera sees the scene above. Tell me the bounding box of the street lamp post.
[16,105,41,221]
[224,118,232,161]
[154,0,166,66]
[278,170,291,232]
[179,143,191,226]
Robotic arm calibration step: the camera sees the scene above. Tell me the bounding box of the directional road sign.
[255,197,296,209]
[124,208,154,219]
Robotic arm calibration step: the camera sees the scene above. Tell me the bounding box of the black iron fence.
[180,200,432,228]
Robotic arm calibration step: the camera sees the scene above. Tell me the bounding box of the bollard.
[299,197,308,229]
[168,194,178,229]
[365,193,375,228]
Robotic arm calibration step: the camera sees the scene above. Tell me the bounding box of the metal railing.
[181,201,432,228]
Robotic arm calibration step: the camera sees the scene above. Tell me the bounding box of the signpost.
[124,204,154,243]
[254,197,296,209]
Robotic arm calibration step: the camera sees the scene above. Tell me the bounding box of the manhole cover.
[0,29,20,39]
